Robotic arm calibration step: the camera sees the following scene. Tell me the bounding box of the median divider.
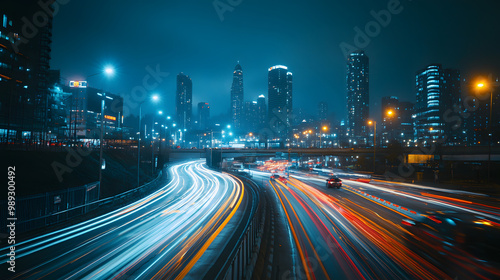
[345,185,420,217]
[208,170,266,280]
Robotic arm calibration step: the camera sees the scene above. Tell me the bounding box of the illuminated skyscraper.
[176,73,192,131]
[318,101,328,121]
[230,63,244,131]
[257,94,267,129]
[244,101,258,132]
[0,3,53,142]
[268,65,293,143]
[346,50,369,146]
[197,102,210,130]
[414,64,461,146]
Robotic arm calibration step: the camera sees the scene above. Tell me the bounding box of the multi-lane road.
[252,169,500,280]
[1,161,246,280]
[3,160,500,280]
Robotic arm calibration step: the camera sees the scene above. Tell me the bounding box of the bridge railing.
[1,167,167,235]
[216,172,266,280]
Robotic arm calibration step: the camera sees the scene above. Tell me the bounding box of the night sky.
[51,0,500,121]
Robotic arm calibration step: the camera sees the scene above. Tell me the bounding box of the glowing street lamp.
[137,94,160,187]
[104,66,115,76]
[320,126,329,148]
[475,81,496,183]
[368,120,377,172]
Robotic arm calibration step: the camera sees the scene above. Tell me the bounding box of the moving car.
[401,211,500,278]
[326,176,342,188]
[271,174,287,184]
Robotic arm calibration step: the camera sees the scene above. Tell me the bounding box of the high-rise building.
[414,64,461,146]
[379,96,414,146]
[244,101,258,133]
[346,50,369,146]
[0,3,53,142]
[62,83,123,141]
[230,63,244,131]
[176,73,192,131]
[268,65,293,143]
[381,96,399,146]
[466,77,500,146]
[399,101,415,146]
[197,102,210,130]
[257,94,267,129]
[318,102,328,121]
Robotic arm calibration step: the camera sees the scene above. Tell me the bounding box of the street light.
[320,126,328,148]
[137,94,160,187]
[104,66,115,76]
[151,110,163,176]
[88,66,114,199]
[368,120,376,172]
[97,92,113,199]
[476,81,497,183]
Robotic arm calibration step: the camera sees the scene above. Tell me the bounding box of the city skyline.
[2,2,500,280]
[48,1,500,119]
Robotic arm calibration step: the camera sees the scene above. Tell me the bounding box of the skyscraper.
[414,64,461,146]
[176,73,192,131]
[0,3,53,142]
[466,77,500,146]
[268,65,293,143]
[318,101,328,122]
[257,94,267,129]
[244,101,258,133]
[399,101,415,146]
[381,96,399,146]
[230,63,244,131]
[197,102,210,130]
[346,50,369,146]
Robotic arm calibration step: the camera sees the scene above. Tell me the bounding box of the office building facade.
[0,3,53,142]
[230,63,244,131]
[414,64,461,146]
[197,102,210,130]
[346,50,369,146]
[268,65,293,143]
[176,73,192,131]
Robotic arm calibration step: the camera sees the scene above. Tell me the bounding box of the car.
[271,174,287,184]
[401,212,500,278]
[326,176,342,188]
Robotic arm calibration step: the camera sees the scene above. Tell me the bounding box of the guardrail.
[215,172,266,280]
[0,167,167,234]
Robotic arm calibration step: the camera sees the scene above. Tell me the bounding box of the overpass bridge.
[165,146,500,162]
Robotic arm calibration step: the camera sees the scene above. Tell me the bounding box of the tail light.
[402,219,416,226]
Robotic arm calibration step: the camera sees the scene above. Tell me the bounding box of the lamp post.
[89,66,114,199]
[320,126,328,148]
[97,92,113,199]
[151,110,163,176]
[69,66,115,145]
[137,94,160,187]
[476,82,497,183]
[368,120,376,172]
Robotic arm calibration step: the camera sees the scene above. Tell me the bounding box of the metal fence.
[219,174,266,280]
[1,182,100,234]
[1,168,166,235]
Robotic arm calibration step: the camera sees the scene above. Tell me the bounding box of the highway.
[252,169,500,280]
[1,161,246,280]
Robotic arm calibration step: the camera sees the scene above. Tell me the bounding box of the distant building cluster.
[1,3,498,149]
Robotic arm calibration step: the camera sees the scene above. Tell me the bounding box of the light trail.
[1,161,246,280]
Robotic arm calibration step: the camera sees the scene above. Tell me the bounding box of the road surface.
[1,161,246,280]
[251,169,500,280]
